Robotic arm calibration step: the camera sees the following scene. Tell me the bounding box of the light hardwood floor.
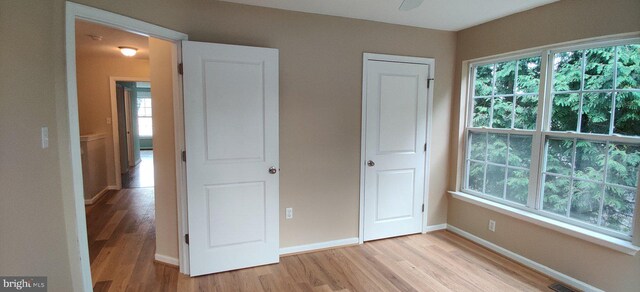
[86,188,562,292]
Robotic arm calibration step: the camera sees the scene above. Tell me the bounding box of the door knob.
[268,167,278,174]
[367,160,375,167]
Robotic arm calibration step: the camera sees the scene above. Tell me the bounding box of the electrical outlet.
[285,207,293,219]
[488,220,496,232]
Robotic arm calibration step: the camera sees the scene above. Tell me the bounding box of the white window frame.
[461,35,640,244]
[136,90,153,138]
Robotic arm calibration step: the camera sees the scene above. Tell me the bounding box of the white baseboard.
[154,254,179,266]
[280,237,359,256]
[424,223,447,233]
[446,225,603,292]
[84,187,110,205]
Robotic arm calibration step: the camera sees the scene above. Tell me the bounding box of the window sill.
[448,191,640,256]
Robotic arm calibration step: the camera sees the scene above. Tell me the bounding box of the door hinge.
[181,150,186,162]
[178,63,183,75]
[422,204,425,213]
[424,143,427,152]
[426,78,434,89]
[185,234,189,244]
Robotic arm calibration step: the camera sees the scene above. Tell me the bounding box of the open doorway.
[116,80,155,189]
[75,19,167,289]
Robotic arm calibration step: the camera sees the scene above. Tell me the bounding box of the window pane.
[606,143,640,188]
[614,92,640,136]
[487,133,508,164]
[602,185,636,234]
[550,93,579,131]
[469,132,486,160]
[472,97,491,127]
[475,64,494,96]
[468,161,485,192]
[545,138,574,175]
[569,180,602,224]
[485,165,506,198]
[495,61,516,95]
[574,140,606,181]
[492,96,513,128]
[584,47,614,90]
[514,95,538,130]
[543,175,571,215]
[616,44,640,89]
[580,92,612,134]
[138,117,153,137]
[516,57,540,94]
[553,50,583,92]
[508,135,532,168]
[506,168,529,205]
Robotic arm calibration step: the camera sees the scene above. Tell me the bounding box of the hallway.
[122,150,154,188]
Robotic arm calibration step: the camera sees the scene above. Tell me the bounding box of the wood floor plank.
[87,187,564,292]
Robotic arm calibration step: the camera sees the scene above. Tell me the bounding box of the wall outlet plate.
[489,219,496,232]
[285,207,293,219]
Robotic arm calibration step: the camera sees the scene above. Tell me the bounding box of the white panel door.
[363,59,429,241]
[182,41,279,276]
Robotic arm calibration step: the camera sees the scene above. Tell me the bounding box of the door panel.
[183,41,279,276]
[363,59,429,241]
[204,60,265,162]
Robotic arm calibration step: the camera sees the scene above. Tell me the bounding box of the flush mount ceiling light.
[119,46,138,57]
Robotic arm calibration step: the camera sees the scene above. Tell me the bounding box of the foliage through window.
[464,38,640,240]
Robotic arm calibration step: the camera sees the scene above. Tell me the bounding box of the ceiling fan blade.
[399,0,424,11]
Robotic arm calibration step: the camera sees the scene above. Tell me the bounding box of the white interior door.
[182,41,279,276]
[362,57,430,241]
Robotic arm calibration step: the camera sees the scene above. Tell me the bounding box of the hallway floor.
[122,150,154,188]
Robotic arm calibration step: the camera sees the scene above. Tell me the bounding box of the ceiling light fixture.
[119,46,138,57]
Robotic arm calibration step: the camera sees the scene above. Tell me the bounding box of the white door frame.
[65,2,189,290]
[109,77,150,188]
[358,53,435,244]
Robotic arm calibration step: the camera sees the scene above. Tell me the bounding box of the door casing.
[64,3,189,290]
[358,53,435,244]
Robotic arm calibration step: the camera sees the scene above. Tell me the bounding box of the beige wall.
[68,0,457,251]
[2,1,455,290]
[76,55,149,186]
[0,1,74,291]
[449,0,640,291]
[148,37,179,259]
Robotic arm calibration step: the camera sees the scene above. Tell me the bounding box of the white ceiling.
[75,20,149,59]
[220,0,557,31]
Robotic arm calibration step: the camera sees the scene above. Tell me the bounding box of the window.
[463,38,640,241]
[137,90,152,137]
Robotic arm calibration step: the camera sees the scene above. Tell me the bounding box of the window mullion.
[529,51,551,209]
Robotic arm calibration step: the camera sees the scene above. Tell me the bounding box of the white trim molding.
[447,225,604,292]
[450,191,640,255]
[279,237,359,256]
[83,187,110,205]
[423,224,447,233]
[154,254,180,266]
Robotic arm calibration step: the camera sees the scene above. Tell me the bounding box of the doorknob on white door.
[268,166,278,174]
[367,160,375,167]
